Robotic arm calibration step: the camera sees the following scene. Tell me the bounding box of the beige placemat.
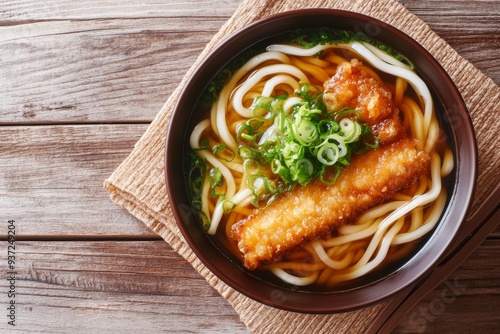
[104,0,500,333]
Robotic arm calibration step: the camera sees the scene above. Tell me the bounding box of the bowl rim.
[165,8,478,313]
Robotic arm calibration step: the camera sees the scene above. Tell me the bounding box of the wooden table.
[1,1,498,332]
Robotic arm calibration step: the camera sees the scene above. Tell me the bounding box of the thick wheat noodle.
[267,261,326,272]
[324,52,348,65]
[283,96,303,112]
[326,217,407,285]
[348,153,441,267]
[270,267,319,286]
[399,97,425,149]
[361,42,412,69]
[213,51,293,151]
[408,207,424,234]
[392,190,447,244]
[336,201,407,236]
[302,55,331,67]
[311,240,354,269]
[190,119,250,234]
[232,64,309,118]
[441,148,454,176]
[261,74,301,96]
[394,77,407,105]
[320,216,388,248]
[289,56,330,83]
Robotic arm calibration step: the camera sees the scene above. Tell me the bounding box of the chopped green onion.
[232,82,377,206]
[293,158,315,185]
[238,145,261,160]
[293,119,318,145]
[339,118,362,143]
[364,133,380,149]
[244,159,261,175]
[221,199,235,215]
[316,143,340,166]
[334,107,360,122]
[318,119,340,136]
[187,153,207,210]
[199,211,210,232]
[212,144,235,162]
[321,165,341,185]
[209,167,224,197]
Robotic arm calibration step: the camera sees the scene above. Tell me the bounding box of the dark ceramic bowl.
[165,9,477,313]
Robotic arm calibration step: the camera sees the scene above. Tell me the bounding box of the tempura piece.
[231,138,429,270]
[323,58,404,144]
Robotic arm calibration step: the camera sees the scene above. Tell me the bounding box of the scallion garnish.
[231,82,377,205]
[209,167,224,197]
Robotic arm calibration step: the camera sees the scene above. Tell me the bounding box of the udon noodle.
[188,31,453,287]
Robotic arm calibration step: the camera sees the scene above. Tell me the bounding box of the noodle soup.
[186,28,453,290]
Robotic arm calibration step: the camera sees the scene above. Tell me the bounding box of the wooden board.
[0,0,240,20]
[0,240,498,333]
[0,1,498,124]
[0,124,157,237]
[0,18,226,123]
[0,241,249,333]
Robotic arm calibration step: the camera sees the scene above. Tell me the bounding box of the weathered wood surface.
[0,241,249,333]
[0,0,498,124]
[0,241,497,333]
[1,0,498,333]
[0,17,227,123]
[0,124,157,237]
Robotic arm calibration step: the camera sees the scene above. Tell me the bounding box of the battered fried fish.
[323,58,404,144]
[231,138,429,270]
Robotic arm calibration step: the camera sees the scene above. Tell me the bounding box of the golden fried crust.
[323,59,404,144]
[231,138,429,270]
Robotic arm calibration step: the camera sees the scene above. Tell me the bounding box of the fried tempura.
[323,58,404,144]
[231,138,429,270]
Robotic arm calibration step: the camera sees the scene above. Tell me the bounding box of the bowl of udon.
[165,9,477,313]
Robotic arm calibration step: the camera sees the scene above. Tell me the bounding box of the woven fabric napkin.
[104,0,500,332]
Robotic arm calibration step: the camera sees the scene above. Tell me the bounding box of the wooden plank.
[0,240,497,332]
[0,0,241,21]
[0,0,497,124]
[0,241,249,333]
[402,0,499,28]
[492,224,500,237]
[0,124,158,237]
[0,18,230,123]
[395,238,500,333]
[401,0,500,83]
